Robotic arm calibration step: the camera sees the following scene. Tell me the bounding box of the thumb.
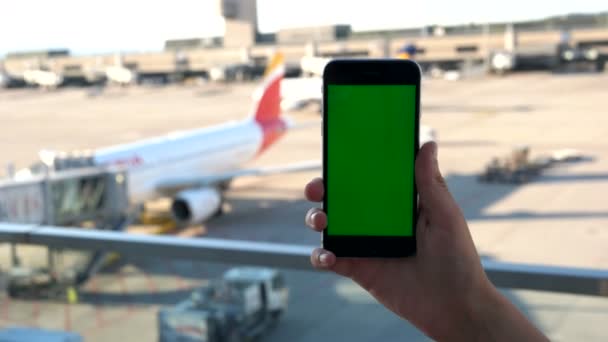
[415,142,461,223]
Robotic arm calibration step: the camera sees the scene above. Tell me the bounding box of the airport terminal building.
[1,0,607,85]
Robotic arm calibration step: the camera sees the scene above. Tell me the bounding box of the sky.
[0,0,606,56]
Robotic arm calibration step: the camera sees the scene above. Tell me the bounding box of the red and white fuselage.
[90,60,287,222]
[93,118,282,203]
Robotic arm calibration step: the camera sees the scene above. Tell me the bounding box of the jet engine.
[171,188,221,225]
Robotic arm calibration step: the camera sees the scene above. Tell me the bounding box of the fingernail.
[432,142,438,160]
[310,211,318,224]
[319,252,330,266]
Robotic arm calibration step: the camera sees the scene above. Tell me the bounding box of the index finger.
[305,177,324,202]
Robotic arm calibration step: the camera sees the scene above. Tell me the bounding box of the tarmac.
[1,72,608,341]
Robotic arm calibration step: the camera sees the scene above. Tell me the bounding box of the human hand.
[305,142,547,341]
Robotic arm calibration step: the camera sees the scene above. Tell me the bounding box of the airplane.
[280,56,328,112]
[105,65,136,85]
[22,67,63,89]
[281,56,437,144]
[279,56,329,113]
[11,53,321,226]
[105,53,137,86]
[281,76,323,112]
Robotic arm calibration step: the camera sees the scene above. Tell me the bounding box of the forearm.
[465,284,548,342]
[426,281,548,342]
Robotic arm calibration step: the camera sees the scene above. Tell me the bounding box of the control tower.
[220,0,259,47]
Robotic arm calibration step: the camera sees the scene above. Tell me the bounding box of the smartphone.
[322,59,420,257]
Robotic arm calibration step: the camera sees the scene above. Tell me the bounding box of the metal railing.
[1,223,608,297]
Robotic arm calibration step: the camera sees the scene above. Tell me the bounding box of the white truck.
[158,267,288,342]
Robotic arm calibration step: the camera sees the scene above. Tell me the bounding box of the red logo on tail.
[253,53,286,155]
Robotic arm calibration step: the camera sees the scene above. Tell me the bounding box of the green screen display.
[327,84,416,236]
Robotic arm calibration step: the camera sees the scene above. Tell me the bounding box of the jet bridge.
[0,167,130,298]
[0,167,129,226]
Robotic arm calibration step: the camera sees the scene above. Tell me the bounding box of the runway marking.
[117,269,135,313]
[30,300,40,326]
[142,270,158,293]
[83,263,199,338]
[64,302,72,331]
[0,298,51,329]
[89,277,105,329]
[0,295,10,321]
[167,261,188,290]
[84,305,149,339]
[84,270,145,337]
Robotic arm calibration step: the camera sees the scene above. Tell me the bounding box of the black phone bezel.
[322,59,421,258]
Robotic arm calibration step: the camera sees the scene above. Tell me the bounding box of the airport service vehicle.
[6,266,74,299]
[158,267,288,342]
[478,147,586,184]
[478,147,548,184]
[9,54,319,226]
[488,27,605,74]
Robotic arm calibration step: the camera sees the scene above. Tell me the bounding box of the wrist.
[425,276,531,342]
[422,277,498,341]
[464,279,507,340]
[460,278,548,342]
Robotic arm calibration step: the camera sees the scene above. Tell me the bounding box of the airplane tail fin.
[252,52,285,123]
